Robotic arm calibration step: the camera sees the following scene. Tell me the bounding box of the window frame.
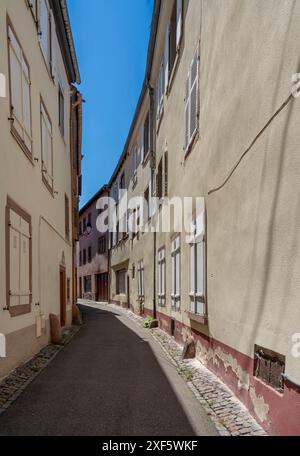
[116,269,126,295]
[6,197,32,317]
[158,247,166,307]
[58,83,65,138]
[171,235,181,310]
[7,18,33,162]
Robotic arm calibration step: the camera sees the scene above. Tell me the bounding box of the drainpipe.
[148,81,157,319]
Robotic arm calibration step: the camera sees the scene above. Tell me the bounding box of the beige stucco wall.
[110,0,300,388]
[0,0,73,377]
[151,0,300,382]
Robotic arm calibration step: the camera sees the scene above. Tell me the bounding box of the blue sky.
[67,0,154,207]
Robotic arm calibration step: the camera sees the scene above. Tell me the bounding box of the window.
[157,159,163,199]
[144,187,150,223]
[98,235,107,254]
[88,246,92,263]
[83,249,86,265]
[185,47,199,152]
[65,195,69,240]
[8,23,32,157]
[156,59,164,120]
[189,211,206,316]
[171,235,181,309]
[138,261,144,299]
[79,221,82,236]
[88,213,92,229]
[120,172,125,190]
[157,152,168,201]
[158,248,166,306]
[83,217,86,233]
[79,251,82,267]
[143,112,150,161]
[84,275,91,293]
[6,198,32,317]
[164,0,183,90]
[254,345,285,392]
[131,146,138,187]
[58,85,64,137]
[41,100,54,191]
[116,269,126,295]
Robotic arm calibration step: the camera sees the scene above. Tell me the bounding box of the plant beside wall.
[143,316,154,328]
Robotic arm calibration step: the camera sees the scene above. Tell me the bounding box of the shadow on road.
[0,305,202,436]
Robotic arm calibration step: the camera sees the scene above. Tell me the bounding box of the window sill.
[10,125,34,165]
[187,311,208,325]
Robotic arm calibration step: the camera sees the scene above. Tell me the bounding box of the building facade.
[106,0,300,435]
[77,186,109,302]
[0,0,82,378]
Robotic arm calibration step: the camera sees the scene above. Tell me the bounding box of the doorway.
[60,266,67,327]
[96,273,108,302]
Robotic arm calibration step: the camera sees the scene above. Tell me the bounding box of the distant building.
[77,186,109,302]
[0,0,82,377]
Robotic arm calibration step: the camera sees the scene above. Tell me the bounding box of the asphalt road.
[0,304,217,436]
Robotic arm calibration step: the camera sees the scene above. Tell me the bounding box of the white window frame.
[8,24,33,156]
[189,211,206,316]
[185,46,199,154]
[171,235,181,309]
[138,260,144,300]
[158,248,166,307]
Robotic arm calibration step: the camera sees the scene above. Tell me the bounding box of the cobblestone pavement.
[0,326,80,416]
[98,302,267,437]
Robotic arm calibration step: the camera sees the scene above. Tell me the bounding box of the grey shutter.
[50,10,57,83]
[176,0,183,49]
[164,27,169,93]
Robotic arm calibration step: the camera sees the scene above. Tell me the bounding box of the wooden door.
[97,273,108,302]
[60,266,67,327]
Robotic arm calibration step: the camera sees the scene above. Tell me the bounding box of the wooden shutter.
[8,27,23,133]
[22,57,32,150]
[176,0,183,49]
[9,208,31,309]
[164,152,168,197]
[164,27,169,93]
[190,48,199,140]
[50,10,57,82]
[184,73,190,149]
[39,0,50,66]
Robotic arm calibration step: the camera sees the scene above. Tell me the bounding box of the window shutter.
[185,73,190,149]
[176,0,183,49]
[162,249,165,306]
[22,57,31,149]
[196,240,205,297]
[50,10,57,83]
[39,0,50,65]
[190,49,199,139]
[164,152,168,197]
[8,27,22,128]
[164,27,169,93]
[140,124,144,162]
